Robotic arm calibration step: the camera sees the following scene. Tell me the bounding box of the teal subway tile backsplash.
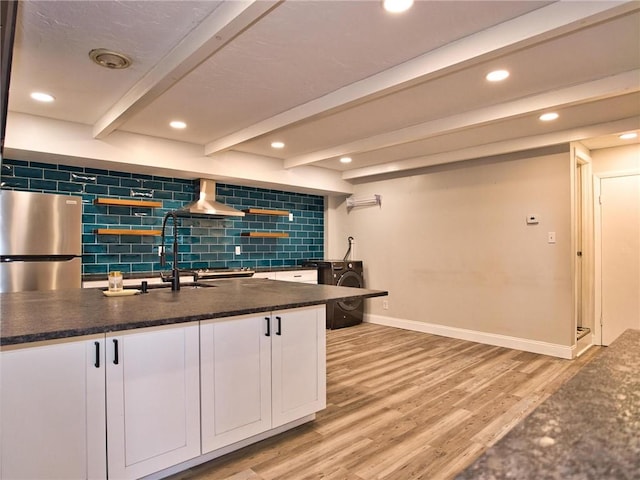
[2,159,324,275]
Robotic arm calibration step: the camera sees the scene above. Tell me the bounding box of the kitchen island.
[1,279,387,480]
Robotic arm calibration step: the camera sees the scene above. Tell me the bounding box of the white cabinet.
[253,269,317,284]
[0,336,106,480]
[1,305,325,479]
[274,270,317,284]
[200,314,272,452]
[106,323,200,480]
[200,305,326,452]
[271,306,326,427]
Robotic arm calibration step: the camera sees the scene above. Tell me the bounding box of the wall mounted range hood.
[177,179,245,217]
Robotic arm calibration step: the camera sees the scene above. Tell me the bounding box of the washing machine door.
[336,270,363,311]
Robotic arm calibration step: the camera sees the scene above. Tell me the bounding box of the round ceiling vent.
[89,49,132,69]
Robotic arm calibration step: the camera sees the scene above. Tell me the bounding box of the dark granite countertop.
[1,278,387,346]
[456,329,640,480]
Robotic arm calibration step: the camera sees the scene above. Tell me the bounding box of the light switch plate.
[235,246,241,255]
[289,213,294,221]
[548,232,556,244]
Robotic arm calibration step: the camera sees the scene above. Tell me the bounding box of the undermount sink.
[188,281,218,289]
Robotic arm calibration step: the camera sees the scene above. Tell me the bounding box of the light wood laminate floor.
[167,323,599,480]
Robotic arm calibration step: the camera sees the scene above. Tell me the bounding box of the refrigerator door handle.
[0,255,79,262]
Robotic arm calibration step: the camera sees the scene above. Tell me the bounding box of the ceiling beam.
[283,69,640,168]
[92,0,280,139]
[204,1,637,157]
[341,117,640,181]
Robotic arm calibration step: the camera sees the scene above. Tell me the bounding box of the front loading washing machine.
[305,260,365,329]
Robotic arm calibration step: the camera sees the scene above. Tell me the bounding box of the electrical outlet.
[235,246,241,255]
[383,299,389,310]
[289,213,294,221]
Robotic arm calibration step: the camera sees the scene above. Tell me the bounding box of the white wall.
[328,150,575,353]
[591,144,640,173]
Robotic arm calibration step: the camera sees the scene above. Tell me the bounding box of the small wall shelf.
[241,232,289,238]
[95,198,162,208]
[242,208,289,216]
[95,228,161,236]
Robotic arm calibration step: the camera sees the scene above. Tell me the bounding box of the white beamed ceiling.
[5,0,640,191]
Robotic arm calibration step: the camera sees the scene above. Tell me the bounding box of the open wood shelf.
[242,208,289,216]
[240,232,289,238]
[95,228,161,236]
[95,198,162,208]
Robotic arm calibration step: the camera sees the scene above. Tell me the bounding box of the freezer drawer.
[0,257,81,292]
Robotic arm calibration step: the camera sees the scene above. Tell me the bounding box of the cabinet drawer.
[274,270,317,284]
[253,272,277,280]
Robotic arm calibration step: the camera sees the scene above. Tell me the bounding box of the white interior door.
[599,173,640,345]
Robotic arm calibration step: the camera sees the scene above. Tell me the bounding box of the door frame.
[593,168,640,345]
[570,143,594,355]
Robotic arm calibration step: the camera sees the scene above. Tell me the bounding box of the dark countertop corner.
[455,329,640,480]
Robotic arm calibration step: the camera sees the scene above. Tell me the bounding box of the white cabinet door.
[200,314,271,453]
[271,305,326,427]
[106,323,200,480]
[1,336,106,480]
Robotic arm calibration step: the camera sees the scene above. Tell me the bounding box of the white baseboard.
[572,333,595,358]
[364,314,573,359]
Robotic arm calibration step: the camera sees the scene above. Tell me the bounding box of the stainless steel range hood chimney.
[177,179,245,217]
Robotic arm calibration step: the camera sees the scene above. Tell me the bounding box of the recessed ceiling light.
[169,121,187,129]
[383,0,414,13]
[619,132,638,140]
[486,70,510,82]
[340,157,352,164]
[30,92,55,102]
[271,141,285,149]
[89,48,132,69]
[539,112,559,122]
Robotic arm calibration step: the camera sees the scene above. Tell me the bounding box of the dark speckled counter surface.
[1,278,387,346]
[456,329,640,480]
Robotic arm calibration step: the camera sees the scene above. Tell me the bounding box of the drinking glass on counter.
[108,271,123,292]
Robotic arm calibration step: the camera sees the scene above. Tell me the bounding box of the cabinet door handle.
[94,341,100,368]
[113,339,119,365]
[276,316,282,336]
[265,317,271,336]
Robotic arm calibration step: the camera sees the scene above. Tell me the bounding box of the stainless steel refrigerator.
[0,189,82,292]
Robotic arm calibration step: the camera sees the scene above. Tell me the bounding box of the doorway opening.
[571,144,594,357]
